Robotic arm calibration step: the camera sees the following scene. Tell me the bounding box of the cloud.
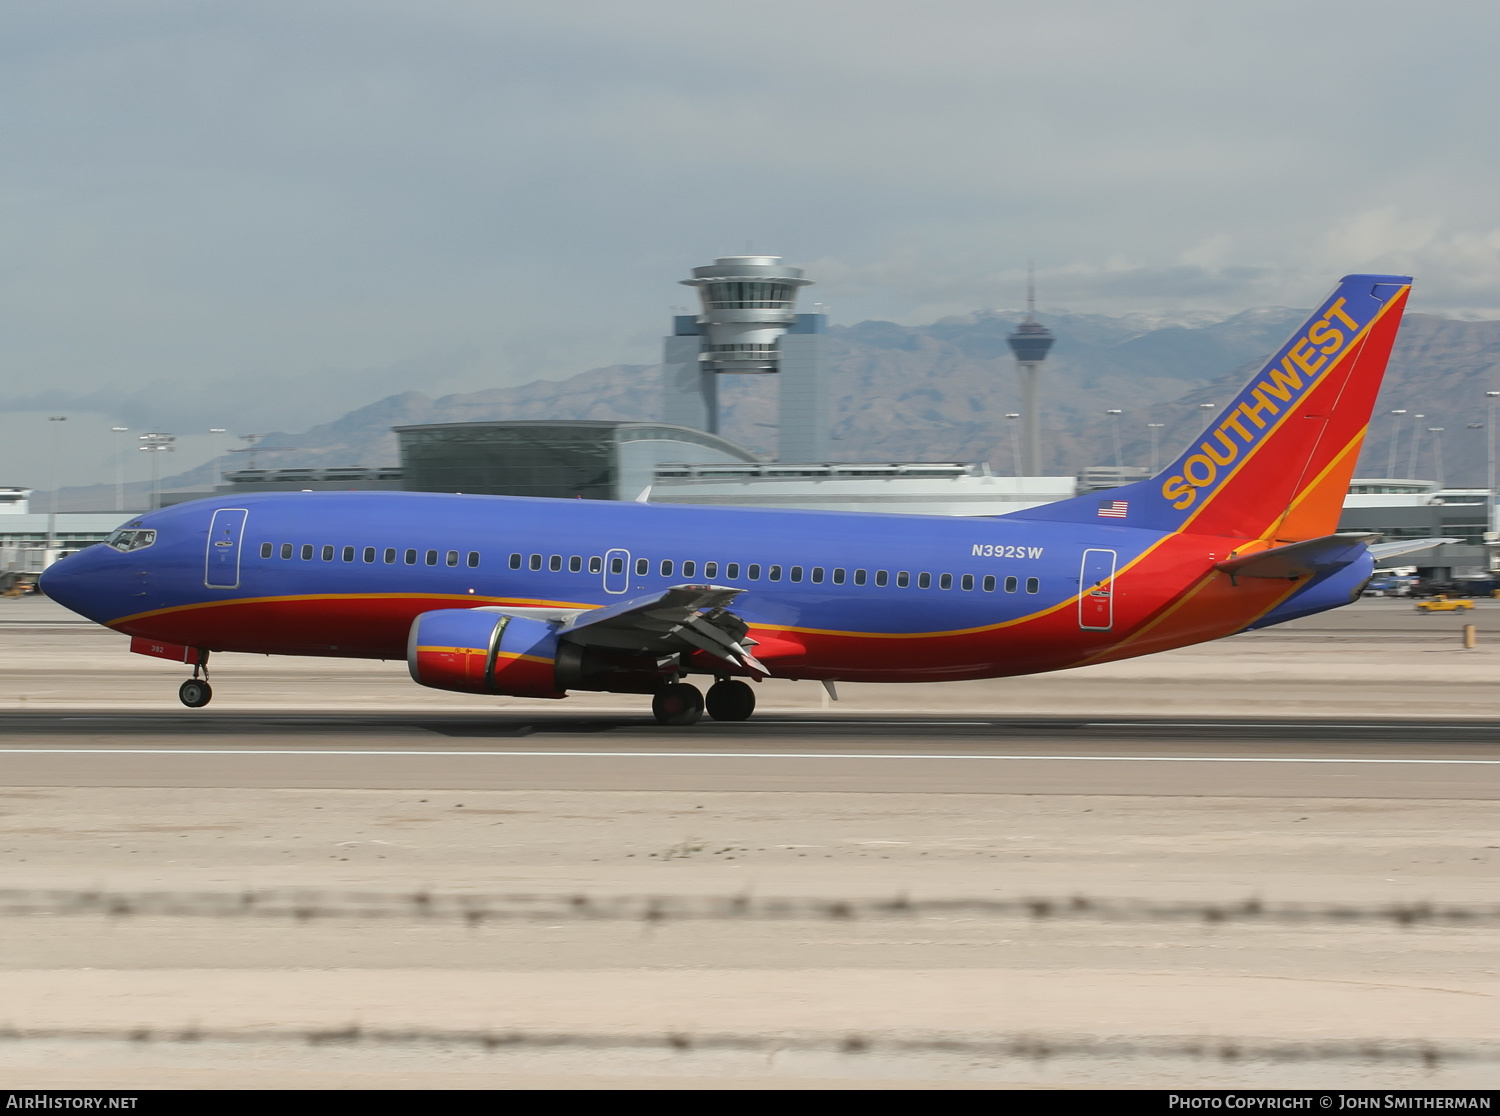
[3,1,1500,485]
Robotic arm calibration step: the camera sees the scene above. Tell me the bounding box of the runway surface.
[5,710,1500,796]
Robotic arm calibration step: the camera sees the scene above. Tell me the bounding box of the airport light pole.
[209,428,227,488]
[1147,423,1164,474]
[1105,410,1123,468]
[1487,392,1500,531]
[1386,409,1407,478]
[1408,415,1425,479]
[1004,413,1022,478]
[1428,427,1445,490]
[138,433,175,511]
[111,427,129,512]
[46,416,66,554]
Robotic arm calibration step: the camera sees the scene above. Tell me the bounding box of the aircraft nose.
[38,553,84,611]
[38,547,116,622]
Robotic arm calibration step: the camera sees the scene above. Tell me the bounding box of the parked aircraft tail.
[1010,274,1413,542]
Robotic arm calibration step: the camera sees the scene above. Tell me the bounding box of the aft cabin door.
[1079,548,1117,631]
[204,508,249,589]
[603,548,630,594]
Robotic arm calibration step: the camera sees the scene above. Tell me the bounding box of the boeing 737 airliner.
[41,274,1426,725]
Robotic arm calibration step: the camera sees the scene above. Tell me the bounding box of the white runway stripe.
[2,748,1500,765]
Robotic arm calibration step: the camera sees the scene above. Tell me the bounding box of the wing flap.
[559,584,766,674]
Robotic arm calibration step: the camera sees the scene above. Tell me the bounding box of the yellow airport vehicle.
[1415,596,1475,612]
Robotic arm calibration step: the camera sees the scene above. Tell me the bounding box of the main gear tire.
[705,679,756,722]
[652,682,704,726]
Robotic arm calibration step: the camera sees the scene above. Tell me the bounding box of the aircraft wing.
[1214,533,1378,581]
[555,584,768,674]
[1367,537,1461,561]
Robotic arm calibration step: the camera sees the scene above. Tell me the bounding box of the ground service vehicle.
[1415,597,1475,612]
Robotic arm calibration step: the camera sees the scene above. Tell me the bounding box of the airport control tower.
[663,255,829,461]
[1006,270,1056,476]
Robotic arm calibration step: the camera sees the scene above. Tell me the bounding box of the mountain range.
[48,306,1500,510]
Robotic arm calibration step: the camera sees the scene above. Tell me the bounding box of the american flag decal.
[1097,499,1128,518]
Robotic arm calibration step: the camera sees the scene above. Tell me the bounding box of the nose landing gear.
[178,650,212,708]
[178,678,212,708]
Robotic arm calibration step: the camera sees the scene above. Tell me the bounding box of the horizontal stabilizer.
[1215,533,1376,581]
[1368,537,1460,561]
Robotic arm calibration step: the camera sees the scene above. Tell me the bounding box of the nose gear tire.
[179,679,212,708]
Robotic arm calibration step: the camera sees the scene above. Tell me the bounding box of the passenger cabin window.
[961,573,974,591]
[529,554,542,571]
[404,549,417,565]
[635,558,648,576]
[768,565,782,581]
[789,566,803,582]
[590,556,603,574]
[321,545,334,561]
[854,569,867,586]
[983,575,996,592]
[940,573,953,590]
[509,553,522,569]
[384,548,396,564]
[811,567,824,583]
[342,546,355,562]
[468,552,481,568]
[447,551,460,567]
[425,550,439,566]
[281,543,293,559]
[549,554,562,572]
[917,572,931,589]
[1004,576,1018,593]
[301,544,314,560]
[682,560,696,578]
[363,547,376,563]
[610,556,624,575]
[874,570,888,587]
[1026,577,1040,594]
[260,542,272,558]
[833,568,845,585]
[748,564,761,580]
[896,571,910,588]
[726,563,739,579]
[569,555,582,573]
[660,559,673,576]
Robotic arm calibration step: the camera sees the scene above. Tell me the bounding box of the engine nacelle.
[407,609,564,698]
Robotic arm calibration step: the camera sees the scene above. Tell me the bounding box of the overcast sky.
[5,0,1500,488]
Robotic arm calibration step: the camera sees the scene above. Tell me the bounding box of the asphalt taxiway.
[4,711,1500,797]
[1,597,1498,1087]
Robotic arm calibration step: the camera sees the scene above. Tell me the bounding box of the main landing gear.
[652,682,703,726]
[705,678,755,722]
[651,678,758,726]
[178,651,212,708]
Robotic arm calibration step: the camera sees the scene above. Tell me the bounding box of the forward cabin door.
[1078,548,1117,631]
[603,548,630,594]
[204,508,249,589]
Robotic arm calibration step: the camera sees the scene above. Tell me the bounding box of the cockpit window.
[104,528,157,552]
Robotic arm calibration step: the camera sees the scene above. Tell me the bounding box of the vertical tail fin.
[1011,274,1413,540]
